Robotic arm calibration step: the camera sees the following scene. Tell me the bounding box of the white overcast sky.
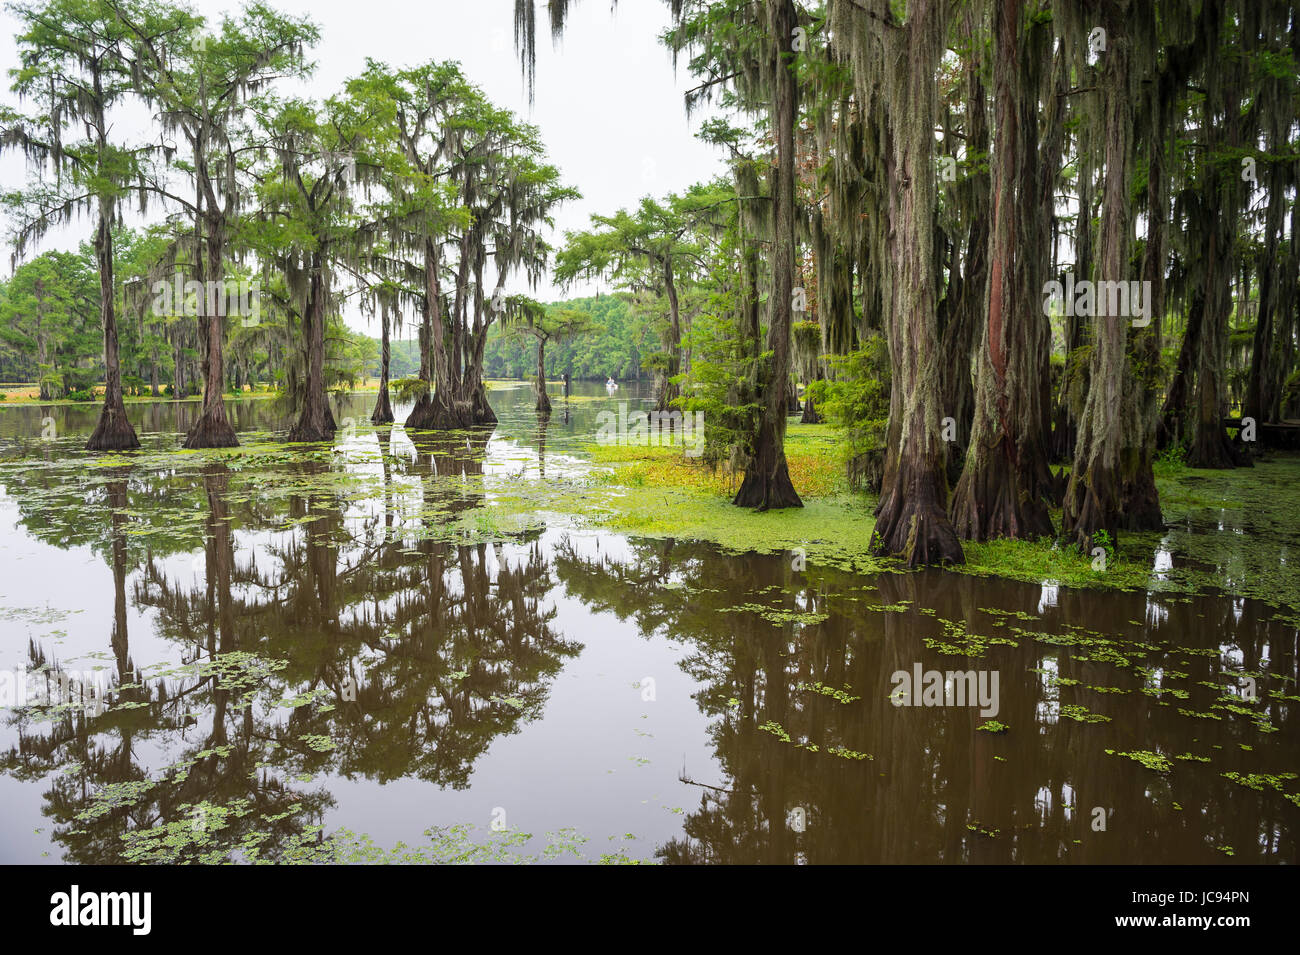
[0,0,728,332]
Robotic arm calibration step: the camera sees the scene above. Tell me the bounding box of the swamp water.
[0,382,1296,863]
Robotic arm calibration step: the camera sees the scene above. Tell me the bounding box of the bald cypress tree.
[1060,0,1147,551]
[2,0,181,451]
[117,2,318,448]
[515,0,804,509]
[828,0,962,565]
[950,0,1055,542]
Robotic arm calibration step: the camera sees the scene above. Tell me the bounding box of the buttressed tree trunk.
[950,0,1054,542]
[467,313,497,425]
[183,221,239,449]
[87,205,141,451]
[407,241,473,430]
[733,0,802,511]
[938,4,988,484]
[1062,0,1151,551]
[289,258,337,442]
[870,0,963,566]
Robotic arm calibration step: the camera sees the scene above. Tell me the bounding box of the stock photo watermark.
[151,274,262,328]
[595,403,705,457]
[890,664,1000,718]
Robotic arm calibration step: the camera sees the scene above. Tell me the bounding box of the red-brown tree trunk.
[371,300,394,425]
[950,0,1054,542]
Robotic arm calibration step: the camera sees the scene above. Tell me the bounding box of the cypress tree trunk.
[1051,110,1093,463]
[535,338,551,415]
[173,331,184,401]
[870,0,962,566]
[36,322,51,400]
[658,256,682,413]
[87,206,141,451]
[733,0,802,511]
[1062,0,1144,551]
[1157,289,1199,448]
[939,0,990,482]
[288,259,336,442]
[183,220,239,448]
[1122,51,1177,529]
[800,388,821,424]
[950,0,1053,542]
[1271,197,1299,422]
[467,323,497,425]
[1244,10,1293,428]
[407,242,473,430]
[371,301,394,425]
[1185,3,1250,470]
[935,50,982,478]
[1035,32,1067,482]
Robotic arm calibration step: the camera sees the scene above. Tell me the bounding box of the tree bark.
[870,0,962,566]
[183,217,238,448]
[658,256,682,412]
[371,300,394,425]
[407,239,473,430]
[950,0,1053,542]
[288,256,337,442]
[535,338,551,415]
[87,206,141,451]
[1062,0,1154,550]
[733,0,803,511]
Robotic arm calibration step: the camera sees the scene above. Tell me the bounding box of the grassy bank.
[582,422,1300,617]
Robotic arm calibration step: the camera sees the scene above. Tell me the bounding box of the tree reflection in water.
[555,537,1298,864]
[2,428,579,862]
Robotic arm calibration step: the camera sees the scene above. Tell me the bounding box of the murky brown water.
[0,383,1296,863]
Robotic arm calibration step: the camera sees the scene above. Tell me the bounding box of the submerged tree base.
[86,400,141,452]
[1188,425,1253,470]
[1062,461,1121,554]
[371,387,394,425]
[471,383,497,425]
[950,441,1054,543]
[406,391,474,431]
[288,399,338,443]
[1120,465,1164,531]
[182,406,239,449]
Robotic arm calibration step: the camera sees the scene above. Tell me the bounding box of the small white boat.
[605,378,618,392]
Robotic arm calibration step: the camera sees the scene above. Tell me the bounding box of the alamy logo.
[151,274,261,327]
[890,664,1000,717]
[596,402,705,457]
[0,667,107,716]
[1042,273,1152,327]
[49,886,151,935]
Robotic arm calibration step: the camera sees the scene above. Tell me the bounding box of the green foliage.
[389,376,429,403]
[484,295,647,380]
[806,337,890,491]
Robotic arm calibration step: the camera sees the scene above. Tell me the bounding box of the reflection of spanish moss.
[3,453,583,860]
[2,466,331,863]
